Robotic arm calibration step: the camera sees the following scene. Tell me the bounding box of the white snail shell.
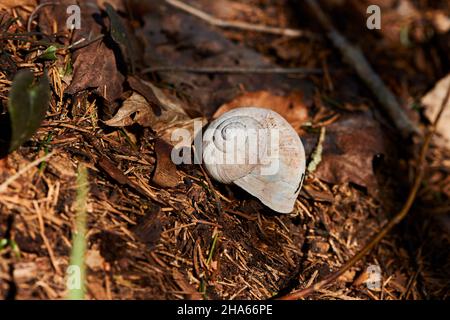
[202,107,306,213]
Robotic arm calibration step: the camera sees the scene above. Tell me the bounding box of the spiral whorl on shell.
[202,107,306,213]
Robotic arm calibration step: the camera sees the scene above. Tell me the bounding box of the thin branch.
[307,126,326,174]
[165,0,315,38]
[141,66,323,75]
[304,0,419,138]
[277,84,450,300]
[68,34,104,50]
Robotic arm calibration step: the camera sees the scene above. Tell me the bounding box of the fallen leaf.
[127,76,163,115]
[152,138,180,188]
[104,92,154,127]
[7,70,50,152]
[422,73,450,150]
[104,82,206,153]
[104,90,189,127]
[313,112,388,194]
[64,0,125,102]
[213,91,309,132]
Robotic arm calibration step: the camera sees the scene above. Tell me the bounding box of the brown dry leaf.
[64,1,125,102]
[104,93,154,127]
[105,80,207,148]
[152,138,181,188]
[127,76,163,115]
[422,73,450,150]
[105,81,190,130]
[314,112,387,194]
[213,91,309,132]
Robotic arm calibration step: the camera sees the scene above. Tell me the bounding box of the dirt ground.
[0,0,449,300]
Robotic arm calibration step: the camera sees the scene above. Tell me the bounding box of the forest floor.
[0,0,449,300]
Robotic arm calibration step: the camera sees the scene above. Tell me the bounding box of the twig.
[0,151,55,193]
[307,126,326,174]
[68,34,104,51]
[304,0,419,138]
[278,84,450,300]
[141,66,322,75]
[165,0,314,38]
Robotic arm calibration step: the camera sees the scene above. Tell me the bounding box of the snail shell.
[202,107,306,213]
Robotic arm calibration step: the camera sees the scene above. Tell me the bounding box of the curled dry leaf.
[422,73,450,150]
[104,92,155,127]
[127,76,163,115]
[213,91,309,133]
[105,80,207,146]
[105,82,188,130]
[105,80,206,189]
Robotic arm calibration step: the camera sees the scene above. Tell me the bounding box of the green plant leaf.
[0,238,8,251]
[38,45,58,61]
[8,70,50,152]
